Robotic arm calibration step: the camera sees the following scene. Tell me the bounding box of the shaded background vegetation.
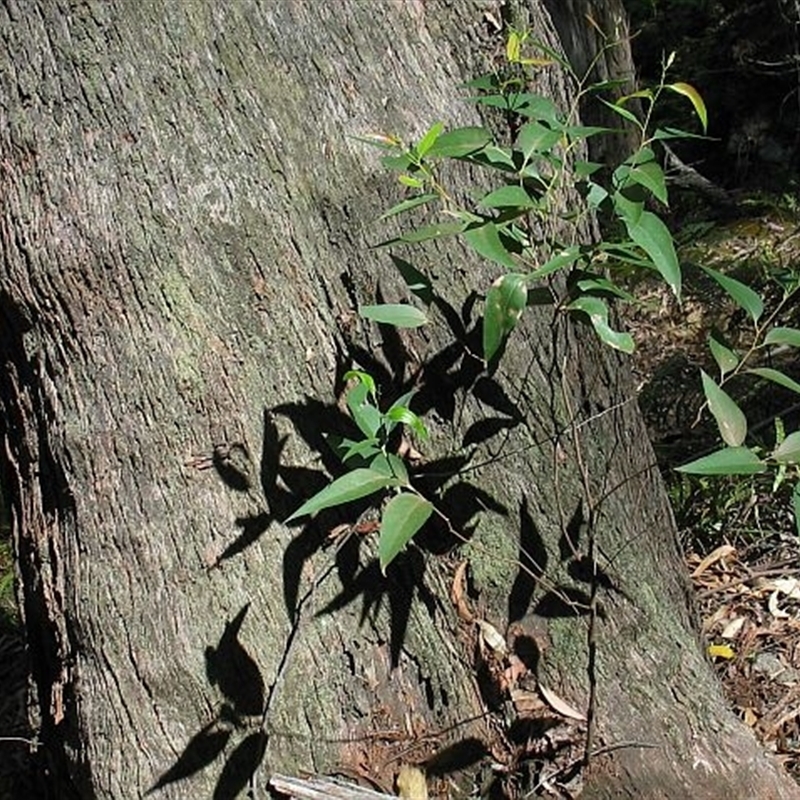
[625,0,799,194]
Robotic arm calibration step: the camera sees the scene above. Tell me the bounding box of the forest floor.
[628,197,800,784]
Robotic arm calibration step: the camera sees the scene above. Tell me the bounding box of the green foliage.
[285,372,430,571]
[294,27,800,575]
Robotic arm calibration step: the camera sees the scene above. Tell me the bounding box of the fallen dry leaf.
[691,544,736,578]
[721,616,747,639]
[450,560,474,623]
[477,619,508,657]
[538,684,587,722]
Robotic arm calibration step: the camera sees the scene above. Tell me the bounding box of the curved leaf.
[359,303,427,328]
[615,194,680,297]
[426,126,491,159]
[480,185,538,209]
[666,82,708,133]
[708,334,739,377]
[379,193,439,220]
[285,469,400,522]
[483,273,528,362]
[773,432,800,465]
[748,367,800,396]
[701,370,747,447]
[379,493,433,572]
[463,221,518,269]
[383,406,429,439]
[700,266,763,323]
[566,296,634,353]
[676,447,766,475]
[764,326,800,348]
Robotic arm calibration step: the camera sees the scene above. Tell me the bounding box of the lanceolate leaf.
[764,327,800,348]
[666,82,708,133]
[285,469,400,522]
[379,193,439,220]
[517,121,561,162]
[383,406,428,439]
[701,370,747,447]
[615,197,681,297]
[566,296,634,353]
[463,221,518,269]
[416,122,444,158]
[483,273,528,362]
[708,334,739,377]
[376,221,465,247]
[773,431,800,464]
[480,185,538,209]
[748,367,800,396]
[676,447,766,475]
[425,126,491,159]
[379,493,434,572]
[700,266,763,323]
[528,246,582,279]
[359,303,428,328]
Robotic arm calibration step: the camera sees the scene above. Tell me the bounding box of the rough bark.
[0,2,796,799]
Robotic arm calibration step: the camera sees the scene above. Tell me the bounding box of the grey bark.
[0,2,795,799]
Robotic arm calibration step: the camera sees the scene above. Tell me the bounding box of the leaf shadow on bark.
[148,604,266,798]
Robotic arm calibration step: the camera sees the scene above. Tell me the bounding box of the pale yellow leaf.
[721,616,746,639]
[691,544,736,578]
[538,684,587,721]
[477,619,508,656]
[397,765,428,800]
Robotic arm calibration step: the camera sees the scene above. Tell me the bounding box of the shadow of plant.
[148,604,267,799]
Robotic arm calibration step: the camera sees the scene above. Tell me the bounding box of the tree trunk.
[0,2,795,798]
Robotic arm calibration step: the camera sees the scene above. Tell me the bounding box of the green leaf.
[676,447,766,475]
[700,266,763,323]
[381,153,414,171]
[666,82,708,133]
[773,431,800,464]
[517,122,561,162]
[378,493,434,572]
[614,194,681,297]
[566,296,634,353]
[652,126,710,141]
[622,159,668,205]
[346,380,382,439]
[575,160,603,177]
[285,469,399,522]
[575,275,636,302]
[383,406,428,439]
[599,97,641,126]
[342,438,382,463]
[359,303,427,328]
[379,193,439,220]
[708,334,739,377]
[748,367,800,396]
[480,185,538,209]
[793,483,800,537]
[425,126,491,159]
[528,246,582,279]
[463,221,518,269]
[398,174,424,189]
[483,273,528,362]
[764,327,800,348]
[701,370,747,447]
[343,370,377,397]
[376,221,465,247]
[369,453,409,483]
[416,122,444,158]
